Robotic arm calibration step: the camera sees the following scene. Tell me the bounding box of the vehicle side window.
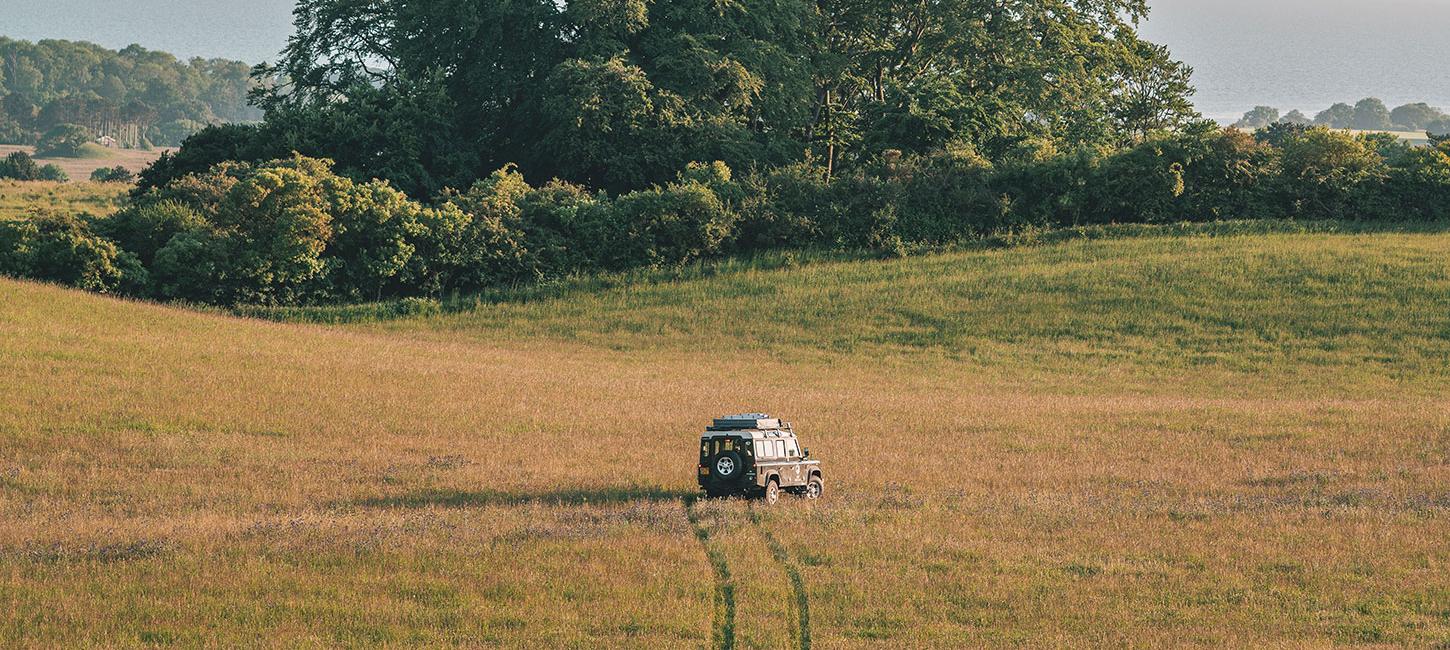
[785,440,799,458]
[756,441,771,459]
[775,440,785,458]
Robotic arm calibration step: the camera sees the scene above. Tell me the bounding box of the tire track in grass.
[750,506,812,650]
[685,496,736,650]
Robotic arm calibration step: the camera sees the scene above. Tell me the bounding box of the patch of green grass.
[289,224,1450,395]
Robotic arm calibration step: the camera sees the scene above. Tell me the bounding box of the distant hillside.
[0,37,261,149]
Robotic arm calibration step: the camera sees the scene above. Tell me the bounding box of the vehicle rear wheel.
[763,479,780,505]
[804,476,823,500]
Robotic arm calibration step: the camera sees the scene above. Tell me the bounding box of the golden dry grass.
[0,144,169,184]
[0,180,130,220]
[2,230,1448,647]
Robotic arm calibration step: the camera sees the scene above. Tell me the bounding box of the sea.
[1142,0,1450,123]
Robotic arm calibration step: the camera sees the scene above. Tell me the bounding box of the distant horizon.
[2,0,1447,121]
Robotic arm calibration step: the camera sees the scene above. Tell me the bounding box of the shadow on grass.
[350,485,697,509]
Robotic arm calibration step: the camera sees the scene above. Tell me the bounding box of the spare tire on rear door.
[711,450,744,484]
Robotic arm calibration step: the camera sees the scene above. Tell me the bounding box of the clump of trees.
[0,151,66,181]
[0,38,262,149]
[137,0,1200,198]
[1236,99,1450,134]
[6,129,1450,306]
[90,166,137,183]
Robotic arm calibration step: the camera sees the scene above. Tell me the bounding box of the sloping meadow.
[1,230,1448,646]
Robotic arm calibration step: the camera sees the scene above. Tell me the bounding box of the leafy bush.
[733,162,829,250]
[91,166,136,183]
[18,125,1450,309]
[96,199,206,266]
[430,165,534,289]
[315,176,424,301]
[609,178,737,267]
[889,149,1004,242]
[515,179,609,276]
[1382,147,1450,220]
[1176,127,1280,221]
[0,151,40,180]
[1277,128,1386,219]
[37,164,67,182]
[0,213,146,293]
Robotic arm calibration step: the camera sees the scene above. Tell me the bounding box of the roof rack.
[707,414,793,432]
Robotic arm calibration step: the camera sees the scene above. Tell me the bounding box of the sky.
[1140,0,1450,119]
[1,0,1447,120]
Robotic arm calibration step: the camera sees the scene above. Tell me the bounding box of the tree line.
[4,0,1450,306]
[4,126,1449,305]
[1234,99,1450,134]
[0,38,262,150]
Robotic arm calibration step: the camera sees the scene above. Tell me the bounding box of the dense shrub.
[0,213,145,293]
[514,179,610,276]
[316,176,425,301]
[889,150,1004,242]
[431,166,535,288]
[12,124,1450,308]
[1277,128,1386,219]
[733,162,829,250]
[608,178,738,267]
[1383,147,1450,220]
[0,151,40,180]
[1177,128,1280,221]
[96,199,206,266]
[37,164,68,182]
[91,166,136,183]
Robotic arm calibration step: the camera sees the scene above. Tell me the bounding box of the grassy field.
[2,227,1449,647]
[0,144,169,183]
[0,180,131,220]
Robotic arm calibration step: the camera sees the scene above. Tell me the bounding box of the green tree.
[1350,98,1392,131]
[0,150,40,180]
[1279,110,1312,126]
[1388,103,1445,131]
[1314,103,1354,128]
[1234,106,1280,130]
[232,0,1189,195]
[36,123,93,157]
[0,213,146,293]
[1108,40,1197,144]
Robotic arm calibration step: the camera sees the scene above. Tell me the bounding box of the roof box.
[710,413,783,430]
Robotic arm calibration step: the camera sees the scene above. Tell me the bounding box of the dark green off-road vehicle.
[697,414,823,504]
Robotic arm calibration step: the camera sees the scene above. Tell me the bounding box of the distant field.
[0,180,130,220]
[2,226,1447,647]
[1341,129,1434,146]
[0,144,169,182]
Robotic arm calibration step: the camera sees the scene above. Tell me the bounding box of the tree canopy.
[0,38,262,149]
[162,0,1199,197]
